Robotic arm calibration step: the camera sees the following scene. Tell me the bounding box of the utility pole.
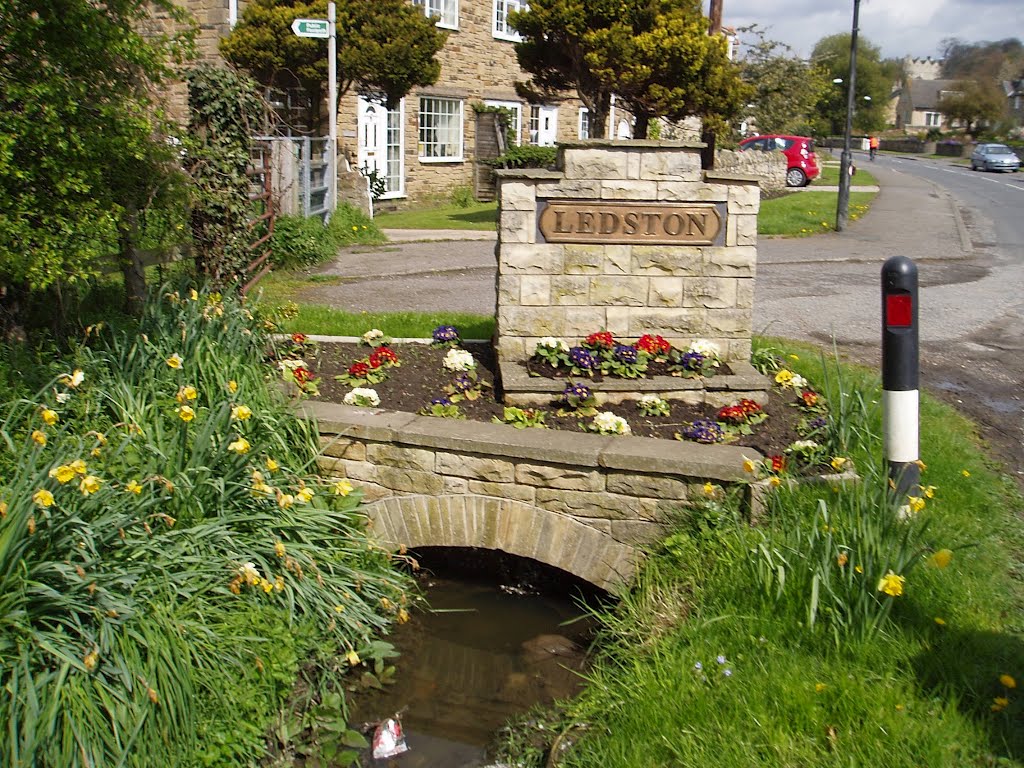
[700,0,723,170]
[835,0,860,232]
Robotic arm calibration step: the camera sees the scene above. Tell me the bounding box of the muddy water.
[347,549,603,767]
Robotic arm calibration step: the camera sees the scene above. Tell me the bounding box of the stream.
[346,547,605,767]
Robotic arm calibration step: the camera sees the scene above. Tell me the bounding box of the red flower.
[769,455,787,473]
[717,405,747,424]
[293,367,313,384]
[739,399,762,415]
[801,390,819,407]
[370,346,399,366]
[584,331,615,350]
[636,333,671,355]
[291,333,307,345]
[348,361,370,377]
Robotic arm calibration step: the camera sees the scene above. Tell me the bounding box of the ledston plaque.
[538,201,723,246]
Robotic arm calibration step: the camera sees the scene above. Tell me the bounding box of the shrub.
[270,205,384,270]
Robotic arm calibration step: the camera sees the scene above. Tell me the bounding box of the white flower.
[787,439,819,452]
[344,387,380,407]
[443,348,476,372]
[639,394,664,408]
[790,373,808,388]
[362,328,384,344]
[239,562,260,584]
[591,411,631,436]
[535,337,569,353]
[278,358,307,372]
[688,339,721,359]
[55,391,71,404]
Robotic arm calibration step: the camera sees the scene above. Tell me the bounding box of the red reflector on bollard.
[886,294,912,327]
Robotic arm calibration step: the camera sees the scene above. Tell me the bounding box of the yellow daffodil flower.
[265,457,279,472]
[907,496,926,513]
[79,475,101,495]
[278,493,294,509]
[41,408,59,426]
[961,469,971,477]
[332,479,353,496]
[703,482,715,497]
[934,617,946,626]
[189,289,199,301]
[49,465,76,484]
[345,650,360,666]
[61,370,85,388]
[815,683,827,692]
[177,405,195,422]
[166,353,183,369]
[830,456,848,471]
[296,487,314,503]
[83,649,99,672]
[32,489,55,507]
[877,571,905,597]
[742,458,757,474]
[836,552,849,568]
[1000,674,1017,689]
[31,430,47,446]
[126,480,143,494]
[231,404,252,421]
[769,476,782,488]
[228,437,251,455]
[922,485,937,499]
[991,697,1009,712]
[176,385,197,403]
[275,576,285,591]
[929,549,953,569]
[274,541,286,558]
[227,380,238,394]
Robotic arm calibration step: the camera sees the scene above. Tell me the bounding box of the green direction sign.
[291,18,329,38]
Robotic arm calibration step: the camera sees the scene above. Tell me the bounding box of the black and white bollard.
[881,256,920,495]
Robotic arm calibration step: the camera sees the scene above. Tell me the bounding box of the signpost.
[291,4,337,216]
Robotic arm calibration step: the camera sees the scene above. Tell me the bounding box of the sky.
[718,0,1023,62]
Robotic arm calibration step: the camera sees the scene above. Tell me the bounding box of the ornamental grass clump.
[0,285,412,767]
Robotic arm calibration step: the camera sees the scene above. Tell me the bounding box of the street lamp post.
[836,0,861,232]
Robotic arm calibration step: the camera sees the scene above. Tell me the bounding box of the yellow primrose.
[126,480,143,494]
[41,408,59,426]
[31,430,47,446]
[702,482,715,497]
[33,489,55,507]
[332,479,353,496]
[877,571,905,597]
[176,385,198,403]
[166,353,183,369]
[228,437,251,455]
[176,405,195,423]
[79,475,102,496]
[49,465,76,484]
[231,404,252,421]
[929,549,953,569]
[1000,674,1017,689]
[774,369,794,385]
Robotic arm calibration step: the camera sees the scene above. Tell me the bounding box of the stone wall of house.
[714,149,787,193]
[307,401,758,592]
[493,141,763,369]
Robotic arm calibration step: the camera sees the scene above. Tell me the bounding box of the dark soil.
[313,342,809,458]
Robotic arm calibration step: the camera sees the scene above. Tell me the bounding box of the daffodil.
[166,353,183,369]
[1000,674,1017,689]
[934,617,946,626]
[41,408,59,426]
[189,289,199,301]
[836,552,848,567]
[877,571,905,597]
[702,482,715,497]
[231,404,252,421]
[296,487,314,503]
[32,489,55,507]
[83,649,99,672]
[227,380,238,394]
[922,485,937,499]
[126,480,143,494]
[79,475,101,495]
[278,493,294,509]
[61,369,85,388]
[830,456,848,471]
[177,405,195,422]
[768,476,781,488]
[31,430,47,446]
[961,469,971,477]
[991,697,1009,712]
[274,541,286,558]
[929,549,953,569]
[228,437,251,455]
[176,385,198,403]
[265,457,279,472]
[332,479,353,496]
[907,496,926,513]
[239,562,260,585]
[742,458,757,474]
[49,465,76,484]
[815,683,827,692]
[345,650,360,666]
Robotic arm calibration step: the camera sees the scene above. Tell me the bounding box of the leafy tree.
[220,0,446,128]
[736,25,830,136]
[941,37,1024,81]
[510,0,745,139]
[936,79,1004,137]
[0,0,191,328]
[811,33,892,135]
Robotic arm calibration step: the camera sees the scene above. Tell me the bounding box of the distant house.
[895,79,962,132]
[1003,79,1024,131]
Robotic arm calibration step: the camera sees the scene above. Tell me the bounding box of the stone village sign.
[538,201,725,246]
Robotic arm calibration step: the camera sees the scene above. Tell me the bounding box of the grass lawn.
[374,202,497,230]
[759,190,874,236]
[814,164,879,186]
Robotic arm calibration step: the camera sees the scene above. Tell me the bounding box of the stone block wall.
[714,148,787,192]
[494,141,762,367]
[306,401,759,592]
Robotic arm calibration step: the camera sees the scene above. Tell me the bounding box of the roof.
[906,79,961,110]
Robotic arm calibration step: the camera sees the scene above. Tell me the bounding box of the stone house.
[165,0,614,207]
[895,78,962,133]
[1003,79,1024,132]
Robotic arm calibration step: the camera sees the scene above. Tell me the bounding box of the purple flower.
[451,373,474,393]
[430,396,452,406]
[723,669,733,677]
[716,655,727,665]
[809,416,828,430]
[563,382,592,400]
[694,662,703,671]
[432,325,460,344]
[681,351,706,371]
[614,344,638,364]
[568,347,597,371]
[681,419,724,444]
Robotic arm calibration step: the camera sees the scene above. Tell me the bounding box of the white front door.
[357,96,404,199]
[530,105,559,146]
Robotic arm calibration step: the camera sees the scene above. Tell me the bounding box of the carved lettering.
[538,202,722,245]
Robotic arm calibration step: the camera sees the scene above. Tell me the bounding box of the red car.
[738,134,821,187]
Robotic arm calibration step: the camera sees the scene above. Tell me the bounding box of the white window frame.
[924,111,941,127]
[493,0,527,41]
[413,0,458,30]
[484,99,522,145]
[578,107,590,139]
[418,97,464,162]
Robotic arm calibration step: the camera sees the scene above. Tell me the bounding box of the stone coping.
[703,170,763,184]
[302,400,759,483]
[557,140,706,150]
[499,358,770,397]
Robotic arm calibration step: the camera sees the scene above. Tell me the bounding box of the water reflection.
[347,549,603,767]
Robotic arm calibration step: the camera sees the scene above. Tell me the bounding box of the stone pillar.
[494,140,762,370]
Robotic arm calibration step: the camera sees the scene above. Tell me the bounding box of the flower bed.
[307,327,854,479]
